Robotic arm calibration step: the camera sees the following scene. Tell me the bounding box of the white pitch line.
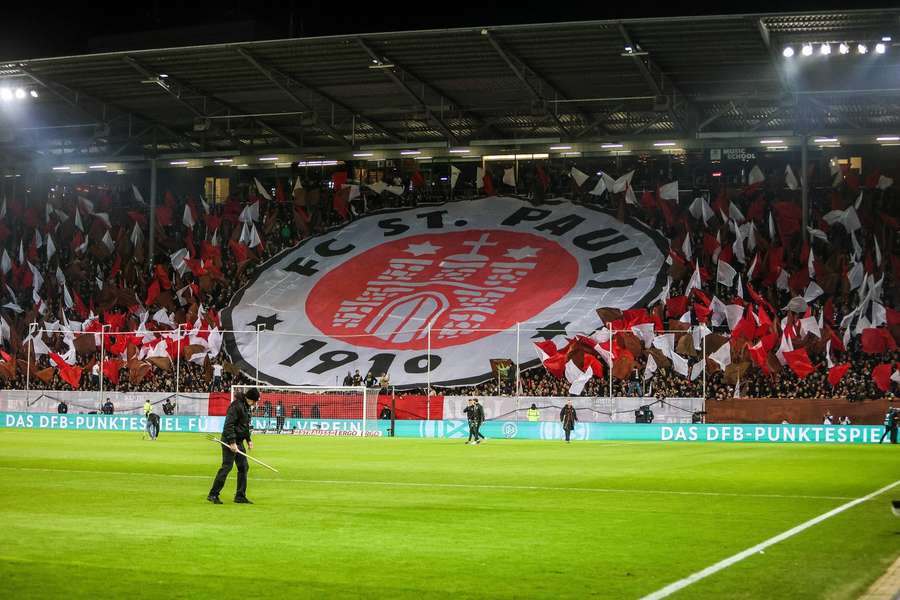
[640,478,900,600]
[0,465,855,501]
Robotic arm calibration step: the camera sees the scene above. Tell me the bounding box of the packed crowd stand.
[0,161,896,404]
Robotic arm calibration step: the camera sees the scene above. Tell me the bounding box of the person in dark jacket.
[57,401,68,414]
[473,399,486,442]
[463,398,478,444]
[560,399,578,443]
[208,387,260,504]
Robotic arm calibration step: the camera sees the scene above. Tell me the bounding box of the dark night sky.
[1,0,898,60]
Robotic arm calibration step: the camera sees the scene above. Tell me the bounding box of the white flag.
[565,360,592,396]
[503,167,516,187]
[709,342,732,370]
[450,165,460,190]
[681,234,692,261]
[239,202,259,223]
[254,178,273,201]
[570,167,589,187]
[716,260,737,287]
[476,167,484,190]
[659,180,678,200]
[803,281,824,303]
[248,223,262,248]
[686,264,702,296]
[102,231,114,253]
[643,354,658,381]
[785,164,799,190]
[46,236,56,261]
[748,165,764,186]
[74,207,83,232]
[132,184,145,204]
[0,250,10,275]
[613,170,634,193]
[588,172,606,196]
[294,176,303,192]
[877,175,893,190]
[183,204,195,228]
[131,223,144,247]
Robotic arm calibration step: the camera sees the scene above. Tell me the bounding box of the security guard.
[143,400,153,440]
[208,388,260,504]
[526,403,540,422]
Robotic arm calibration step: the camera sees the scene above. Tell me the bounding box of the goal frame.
[230,384,371,435]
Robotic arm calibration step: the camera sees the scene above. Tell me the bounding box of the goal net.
[230,385,378,436]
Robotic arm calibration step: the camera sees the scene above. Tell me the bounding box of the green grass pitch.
[0,429,898,599]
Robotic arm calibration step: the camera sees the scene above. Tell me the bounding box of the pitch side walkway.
[859,555,900,600]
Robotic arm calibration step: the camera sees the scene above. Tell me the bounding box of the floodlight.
[14,88,25,100]
[875,43,886,54]
[820,43,831,55]
[801,44,813,56]
[839,43,850,54]
[858,43,868,54]
[782,46,795,58]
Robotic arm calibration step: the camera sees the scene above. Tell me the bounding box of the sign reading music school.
[224,197,668,387]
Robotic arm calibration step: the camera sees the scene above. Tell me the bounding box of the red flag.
[154,264,172,290]
[536,165,549,191]
[666,296,689,318]
[156,205,173,227]
[145,280,160,306]
[275,181,286,203]
[772,201,801,246]
[827,363,850,387]
[482,172,495,196]
[872,364,894,392]
[783,348,815,379]
[58,364,83,389]
[109,254,122,280]
[333,190,350,220]
[203,214,221,231]
[228,240,250,263]
[331,171,348,192]
[72,289,88,319]
[102,359,123,385]
[50,352,71,368]
[861,328,896,354]
[583,354,604,378]
[748,343,770,374]
[411,171,426,190]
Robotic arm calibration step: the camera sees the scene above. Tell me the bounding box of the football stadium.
[0,5,898,599]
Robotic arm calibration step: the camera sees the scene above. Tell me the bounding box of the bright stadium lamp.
[783,46,795,58]
[857,43,868,54]
[875,43,886,54]
[820,43,831,55]
[29,89,38,98]
[801,44,813,56]
[0,88,12,101]
[839,43,850,54]
[14,88,25,100]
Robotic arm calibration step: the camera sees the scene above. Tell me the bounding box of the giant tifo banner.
[443,396,703,423]
[0,412,887,444]
[222,197,668,387]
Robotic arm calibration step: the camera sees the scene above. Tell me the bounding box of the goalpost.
[230,385,378,436]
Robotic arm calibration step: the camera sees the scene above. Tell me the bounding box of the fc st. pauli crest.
[224,197,667,388]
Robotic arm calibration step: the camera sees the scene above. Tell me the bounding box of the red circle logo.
[306,230,578,350]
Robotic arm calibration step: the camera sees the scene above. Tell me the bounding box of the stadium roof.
[3,8,900,163]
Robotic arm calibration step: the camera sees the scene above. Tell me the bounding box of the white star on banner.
[404,241,441,256]
[504,246,540,260]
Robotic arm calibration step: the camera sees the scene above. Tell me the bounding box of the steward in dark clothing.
[57,401,68,414]
[474,399,486,441]
[464,399,478,444]
[560,401,578,443]
[208,388,260,504]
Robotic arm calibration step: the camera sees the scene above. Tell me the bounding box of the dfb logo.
[224,197,667,387]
